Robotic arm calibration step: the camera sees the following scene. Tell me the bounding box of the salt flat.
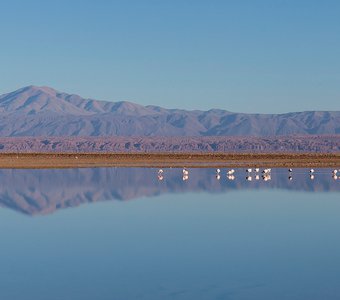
[0,152,339,169]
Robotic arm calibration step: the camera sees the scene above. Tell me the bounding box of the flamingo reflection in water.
[215,169,221,180]
[157,169,164,181]
[332,170,339,180]
[226,169,235,180]
[183,168,189,181]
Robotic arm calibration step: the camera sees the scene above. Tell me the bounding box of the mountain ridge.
[0,135,339,153]
[0,85,339,136]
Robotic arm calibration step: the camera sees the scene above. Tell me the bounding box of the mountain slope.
[0,85,339,136]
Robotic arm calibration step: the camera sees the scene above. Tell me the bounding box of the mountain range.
[0,85,339,137]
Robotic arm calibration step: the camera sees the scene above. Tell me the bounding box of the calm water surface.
[0,167,340,300]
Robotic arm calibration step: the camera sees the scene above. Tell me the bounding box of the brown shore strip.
[0,152,339,169]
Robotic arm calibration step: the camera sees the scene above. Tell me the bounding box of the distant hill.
[0,136,339,153]
[0,85,339,136]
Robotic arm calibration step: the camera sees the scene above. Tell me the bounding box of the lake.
[0,167,340,300]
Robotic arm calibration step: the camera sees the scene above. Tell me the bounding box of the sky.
[0,0,339,113]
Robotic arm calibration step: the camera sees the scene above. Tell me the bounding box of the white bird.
[288,176,293,181]
[262,168,271,174]
[246,168,252,173]
[288,168,293,172]
[182,168,189,175]
[246,176,252,181]
[332,169,338,175]
[255,175,260,180]
[310,174,315,180]
[310,169,315,174]
[157,169,164,181]
[215,169,221,180]
[332,174,338,180]
[255,168,260,173]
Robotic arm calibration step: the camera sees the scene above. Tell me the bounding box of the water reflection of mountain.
[0,168,339,215]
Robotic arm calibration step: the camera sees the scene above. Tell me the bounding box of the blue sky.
[0,0,339,113]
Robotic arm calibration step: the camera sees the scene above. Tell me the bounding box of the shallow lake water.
[0,167,340,300]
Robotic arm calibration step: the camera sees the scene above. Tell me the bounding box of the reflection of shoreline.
[0,153,340,169]
[0,168,339,216]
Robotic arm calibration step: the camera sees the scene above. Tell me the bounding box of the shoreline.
[0,152,340,169]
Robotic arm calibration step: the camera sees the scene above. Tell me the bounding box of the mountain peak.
[0,85,91,115]
[19,85,58,95]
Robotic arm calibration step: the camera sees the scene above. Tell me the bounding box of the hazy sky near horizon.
[0,0,339,113]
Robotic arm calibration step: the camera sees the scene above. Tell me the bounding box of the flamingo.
[182,168,189,175]
[182,167,189,181]
[262,168,271,174]
[157,169,164,181]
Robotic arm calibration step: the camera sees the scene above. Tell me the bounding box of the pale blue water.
[0,167,339,300]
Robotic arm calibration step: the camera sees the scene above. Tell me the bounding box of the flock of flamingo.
[157,168,340,182]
